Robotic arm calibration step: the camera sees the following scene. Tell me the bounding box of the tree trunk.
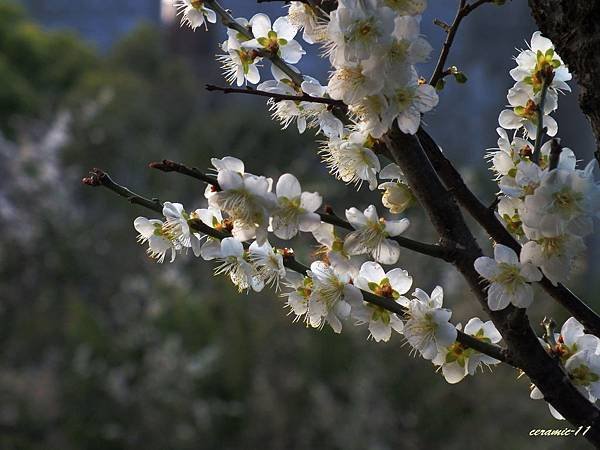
[529,0,600,155]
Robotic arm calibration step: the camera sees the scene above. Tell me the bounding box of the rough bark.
[529,0,600,155]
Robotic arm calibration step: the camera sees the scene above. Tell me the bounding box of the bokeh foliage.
[0,2,592,449]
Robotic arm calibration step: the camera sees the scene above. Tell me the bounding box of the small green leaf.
[453,72,468,84]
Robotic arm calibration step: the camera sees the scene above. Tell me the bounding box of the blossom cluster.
[181,0,432,213]
[498,32,571,139]
[531,317,600,420]
[132,153,500,384]
[164,0,600,413]
[480,32,600,314]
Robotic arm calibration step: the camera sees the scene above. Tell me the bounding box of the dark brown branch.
[83,168,508,363]
[82,169,162,213]
[548,139,562,171]
[382,127,600,445]
[532,79,549,164]
[417,127,600,338]
[205,84,345,107]
[317,211,456,262]
[149,159,453,262]
[148,160,216,185]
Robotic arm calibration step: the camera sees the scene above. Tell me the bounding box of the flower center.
[570,364,600,387]
[539,235,566,257]
[347,19,377,43]
[389,40,410,62]
[493,263,524,291]
[552,188,582,215]
[394,87,416,110]
[515,99,538,121]
[336,67,365,86]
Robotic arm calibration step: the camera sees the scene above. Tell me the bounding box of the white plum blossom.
[326,0,396,67]
[531,342,600,421]
[281,271,312,319]
[174,0,216,31]
[300,77,344,138]
[344,205,410,265]
[162,202,204,256]
[498,82,558,139]
[386,16,432,70]
[248,241,286,290]
[311,222,355,274]
[307,261,363,333]
[510,31,572,94]
[349,94,395,138]
[504,160,545,199]
[520,161,600,237]
[553,317,600,362]
[474,244,542,311]
[529,385,564,421]
[209,170,275,245]
[565,350,600,402]
[258,80,307,132]
[520,232,586,286]
[271,173,322,239]
[497,196,525,238]
[320,130,381,190]
[210,156,245,175]
[487,127,531,180]
[530,316,600,419]
[287,1,324,44]
[354,261,411,342]
[134,217,178,263]
[404,286,457,360]
[192,206,228,261]
[218,32,261,86]
[242,14,305,65]
[433,318,502,384]
[378,163,414,214]
[214,237,264,293]
[327,60,383,106]
[388,70,439,135]
[538,139,576,171]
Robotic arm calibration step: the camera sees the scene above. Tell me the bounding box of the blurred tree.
[0,2,96,138]
[0,2,592,449]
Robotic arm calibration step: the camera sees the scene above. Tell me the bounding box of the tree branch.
[205,84,345,107]
[382,126,600,444]
[149,159,454,262]
[417,127,600,338]
[82,168,508,364]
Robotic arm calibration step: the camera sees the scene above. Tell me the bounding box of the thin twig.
[205,84,345,107]
[548,139,562,171]
[82,168,511,365]
[148,160,217,185]
[429,0,494,87]
[149,160,454,262]
[532,79,549,164]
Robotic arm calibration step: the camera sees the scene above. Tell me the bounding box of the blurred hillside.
[0,1,597,449]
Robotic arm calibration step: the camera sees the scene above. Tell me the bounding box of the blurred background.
[0,0,598,449]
